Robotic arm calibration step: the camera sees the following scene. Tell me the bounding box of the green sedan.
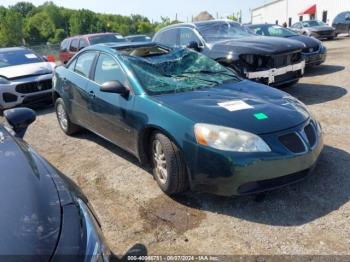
[52,42,323,196]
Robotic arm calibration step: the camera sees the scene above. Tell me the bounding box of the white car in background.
[0,47,55,110]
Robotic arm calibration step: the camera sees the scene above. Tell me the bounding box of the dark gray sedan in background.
[154,20,306,87]
[290,20,336,40]
[247,24,327,67]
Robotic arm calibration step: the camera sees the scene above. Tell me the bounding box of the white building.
[251,0,350,26]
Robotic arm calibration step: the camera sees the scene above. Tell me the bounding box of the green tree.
[155,17,180,32]
[52,28,66,44]
[69,9,98,35]
[227,14,238,21]
[0,9,23,47]
[24,11,55,44]
[10,2,35,17]
[137,21,154,34]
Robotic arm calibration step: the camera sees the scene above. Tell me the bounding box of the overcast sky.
[1,0,267,23]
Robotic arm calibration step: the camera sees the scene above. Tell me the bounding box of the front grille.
[271,52,302,68]
[318,30,333,36]
[304,123,316,148]
[15,80,52,94]
[238,169,310,195]
[279,133,305,153]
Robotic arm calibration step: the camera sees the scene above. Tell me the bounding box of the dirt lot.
[3,38,350,256]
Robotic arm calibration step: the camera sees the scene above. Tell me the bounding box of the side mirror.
[187,41,202,52]
[3,108,36,138]
[100,80,129,96]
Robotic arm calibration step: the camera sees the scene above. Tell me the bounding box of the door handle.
[89,91,95,98]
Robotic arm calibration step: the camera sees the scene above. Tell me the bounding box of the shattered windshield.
[197,21,253,41]
[120,47,240,95]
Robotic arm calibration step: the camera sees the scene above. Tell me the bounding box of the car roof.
[248,24,275,27]
[126,34,148,38]
[66,32,122,40]
[84,41,159,53]
[0,47,28,53]
[160,19,241,31]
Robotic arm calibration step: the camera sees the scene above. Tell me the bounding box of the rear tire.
[55,98,80,135]
[151,132,188,195]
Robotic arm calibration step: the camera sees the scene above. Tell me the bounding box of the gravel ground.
[2,37,350,257]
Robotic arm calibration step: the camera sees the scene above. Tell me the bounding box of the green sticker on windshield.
[254,113,268,120]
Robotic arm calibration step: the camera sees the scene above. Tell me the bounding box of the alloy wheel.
[57,103,68,131]
[153,140,168,185]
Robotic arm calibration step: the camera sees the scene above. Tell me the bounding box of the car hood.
[152,80,310,134]
[0,127,60,256]
[207,36,305,57]
[308,26,334,32]
[0,62,55,80]
[287,35,321,49]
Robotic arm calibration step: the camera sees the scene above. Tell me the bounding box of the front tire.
[151,132,188,195]
[55,98,81,135]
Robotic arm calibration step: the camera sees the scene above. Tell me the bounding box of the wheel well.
[138,126,181,166]
[138,127,158,166]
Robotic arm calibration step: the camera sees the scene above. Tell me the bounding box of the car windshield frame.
[196,21,254,41]
[88,34,127,45]
[0,49,44,68]
[302,20,326,27]
[118,46,240,95]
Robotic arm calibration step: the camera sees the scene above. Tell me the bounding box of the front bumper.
[310,31,336,39]
[187,119,323,196]
[0,74,52,109]
[245,60,305,86]
[303,46,327,66]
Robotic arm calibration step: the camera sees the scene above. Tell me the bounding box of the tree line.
[0,1,179,47]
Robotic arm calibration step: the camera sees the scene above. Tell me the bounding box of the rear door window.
[74,51,97,78]
[69,39,79,52]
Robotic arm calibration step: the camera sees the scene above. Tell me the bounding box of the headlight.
[0,76,10,84]
[77,199,111,262]
[194,123,271,152]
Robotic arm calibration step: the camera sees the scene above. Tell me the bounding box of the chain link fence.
[28,43,60,61]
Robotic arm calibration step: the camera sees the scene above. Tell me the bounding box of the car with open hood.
[153,20,306,87]
[52,42,323,196]
[246,24,327,67]
[290,20,336,40]
[0,47,55,110]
